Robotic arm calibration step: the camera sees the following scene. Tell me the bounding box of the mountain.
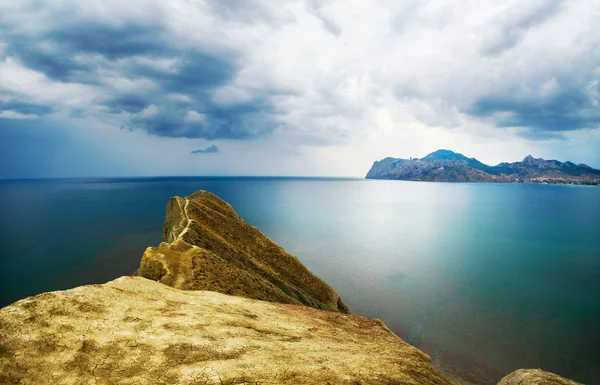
[422,149,495,172]
[366,150,600,184]
[0,190,581,384]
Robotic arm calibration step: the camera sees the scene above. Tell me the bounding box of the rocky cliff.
[0,190,582,385]
[497,369,582,385]
[137,190,348,313]
[366,149,600,184]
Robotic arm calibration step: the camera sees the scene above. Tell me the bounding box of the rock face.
[138,190,348,313]
[497,369,583,385]
[0,276,456,385]
[366,149,600,184]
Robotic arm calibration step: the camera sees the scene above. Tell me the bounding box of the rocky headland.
[0,190,582,384]
[138,190,347,313]
[366,149,600,184]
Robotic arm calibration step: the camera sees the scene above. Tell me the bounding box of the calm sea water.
[0,178,598,384]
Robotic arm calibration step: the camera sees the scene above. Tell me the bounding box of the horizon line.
[0,175,365,182]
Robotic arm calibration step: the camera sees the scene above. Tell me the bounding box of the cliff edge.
[0,276,457,385]
[137,190,348,313]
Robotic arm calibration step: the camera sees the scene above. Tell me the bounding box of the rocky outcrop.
[497,369,583,385]
[137,190,348,313]
[366,149,600,184]
[0,276,456,385]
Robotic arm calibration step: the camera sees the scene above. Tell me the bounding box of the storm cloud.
[0,0,287,140]
[1,0,599,177]
[470,87,600,133]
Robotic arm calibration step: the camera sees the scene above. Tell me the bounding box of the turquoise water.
[0,178,598,384]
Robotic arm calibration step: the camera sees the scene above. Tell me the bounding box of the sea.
[0,177,598,384]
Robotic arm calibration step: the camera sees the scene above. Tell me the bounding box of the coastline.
[1,187,591,384]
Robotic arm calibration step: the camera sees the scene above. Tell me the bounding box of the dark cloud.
[482,0,564,55]
[469,86,600,139]
[125,99,279,140]
[0,100,54,116]
[104,94,151,114]
[7,38,86,83]
[306,0,342,36]
[50,23,169,60]
[145,52,237,93]
[191,145,219,154]
[5,22,172,83]
[1,5,281,141]
[1,0,597,153]
[315,14,341,36]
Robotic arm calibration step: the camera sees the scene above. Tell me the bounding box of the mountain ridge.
[138,190,349,313]
[366,150,600,184]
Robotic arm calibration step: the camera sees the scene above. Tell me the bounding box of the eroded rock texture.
[138,190,348,313]
[0,277,456,385]
[497,369,583,385]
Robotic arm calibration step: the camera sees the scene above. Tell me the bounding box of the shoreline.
[1,187,590,384]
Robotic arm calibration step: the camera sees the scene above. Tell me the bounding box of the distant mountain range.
[366,150,600,185]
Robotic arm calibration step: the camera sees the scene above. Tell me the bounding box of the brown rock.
[138,190,348,313]
[0,276,457,385]
[497,369,583,385]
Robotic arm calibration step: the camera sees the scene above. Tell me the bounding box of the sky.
[1,0,599,178]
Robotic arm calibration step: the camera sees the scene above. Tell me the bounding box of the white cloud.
[0,57,99,108]
[185,110,206,122]
[167,93,192,103]
[133,56,179,73]
[211,85,255,106]
[131,104,159,119]
[0,110,38,119]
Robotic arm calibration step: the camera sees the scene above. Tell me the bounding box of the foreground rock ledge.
[0,276,455,385]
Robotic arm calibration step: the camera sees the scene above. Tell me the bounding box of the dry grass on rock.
[0,277,457,385]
